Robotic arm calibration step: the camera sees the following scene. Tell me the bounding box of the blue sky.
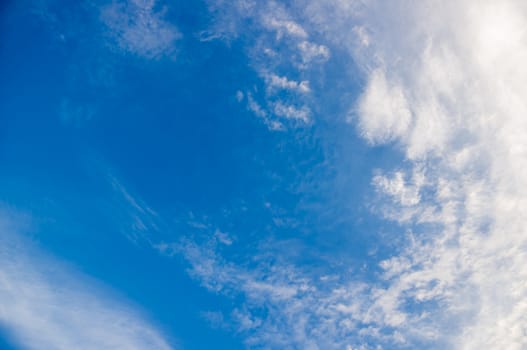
[2,0,527,349]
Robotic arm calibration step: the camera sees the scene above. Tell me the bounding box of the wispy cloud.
[161,232,432,349]
[161,0,527,349]
[263,73,310,94]
[31,0,181,126]
[262,15,308,40]
[272,101,310,123]
[107,174,162,243]
[0,207,173,350]
[100,0,180,59]
[36,0,527,348]
[206,1,327,130]
[244,92,285,131]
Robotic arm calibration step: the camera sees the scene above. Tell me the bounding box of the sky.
[1,0,527,349]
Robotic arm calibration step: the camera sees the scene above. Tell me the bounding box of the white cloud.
[357,69,412,144]
[372,168,423,207]
[205,0,326,130]
[159,237,326,347]
[262,17,308,40]
[166,233,437,349]
[0,208,172,350]
[214,229,233,246]
[100,0,180,59]
[107,174,164,243]
[182,0,527,349]
[246,93,267,119]
[246,93,285,131]
[348,0,527,348]
[273,101,310,123]
[297,40,330,66]
[264,73,310,94]
[235,90,244,102]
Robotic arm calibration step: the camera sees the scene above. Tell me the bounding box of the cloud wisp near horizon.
[2,0,527,349]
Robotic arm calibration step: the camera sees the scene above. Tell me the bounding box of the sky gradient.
[2,0,527,349]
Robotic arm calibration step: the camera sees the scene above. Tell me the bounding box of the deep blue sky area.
[0,1,409,349]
